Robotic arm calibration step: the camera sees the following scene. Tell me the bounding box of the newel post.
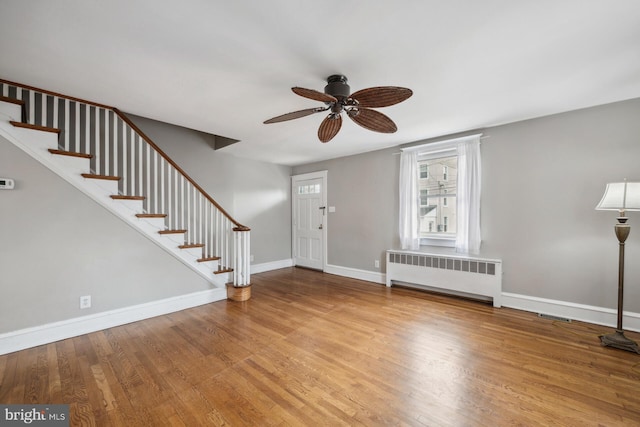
[227,226,251,301]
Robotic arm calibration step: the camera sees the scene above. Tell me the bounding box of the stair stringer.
[0,100,232,288]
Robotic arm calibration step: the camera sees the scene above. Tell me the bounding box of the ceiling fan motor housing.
[324,75,350,100]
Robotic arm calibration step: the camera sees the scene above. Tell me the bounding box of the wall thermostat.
[0,178,15,190]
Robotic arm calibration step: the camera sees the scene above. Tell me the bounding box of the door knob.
[318,224,323,229]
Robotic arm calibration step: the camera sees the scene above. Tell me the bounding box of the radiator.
[386,250,502,307]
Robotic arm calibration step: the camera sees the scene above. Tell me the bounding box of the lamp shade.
[596,182,640,211]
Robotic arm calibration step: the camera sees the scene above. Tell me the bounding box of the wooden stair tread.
[81,173,121,181]
[0,96,25,106]
[158,229,187,235]
[48,149,93,159]
[111,195,145,200]
[179,243,205,249]
[214,268,233,274]
[136,213,167,218]
[198,256,221,262]
[10,121,60,134]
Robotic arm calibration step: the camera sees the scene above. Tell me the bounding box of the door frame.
[291,170,328,271]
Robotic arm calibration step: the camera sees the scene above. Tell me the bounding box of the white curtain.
[455,137,482,253]
[399,150,420,250]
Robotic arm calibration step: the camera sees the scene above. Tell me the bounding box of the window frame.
[399,133,482,252]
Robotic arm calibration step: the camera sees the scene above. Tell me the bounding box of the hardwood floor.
[2,267,640,426]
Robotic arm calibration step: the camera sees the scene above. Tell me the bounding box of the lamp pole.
[599,214,639,353]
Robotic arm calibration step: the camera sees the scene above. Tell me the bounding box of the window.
[420,164,428,179]
[297,183,320,194]
[420,189,430,215]
[399,133,482,252]
[417,153,458,243]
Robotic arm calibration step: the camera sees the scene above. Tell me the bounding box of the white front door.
[292,172,327,270]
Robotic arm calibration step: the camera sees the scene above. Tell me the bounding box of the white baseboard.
[502,292,640,332]
[0,258,301,355]
[0,288,227,356]
[5,264,638,355]
[251,258,293,274]
[324,264,386,285]
[322,265,640,332]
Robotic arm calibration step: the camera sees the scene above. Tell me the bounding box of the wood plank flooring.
[1,267,640,426]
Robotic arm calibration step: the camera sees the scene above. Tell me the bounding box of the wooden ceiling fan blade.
[264,107,325,124]
[292,87,337,103]
[318,114,342,143]
[350,87,413,108]
[348,108,397,133]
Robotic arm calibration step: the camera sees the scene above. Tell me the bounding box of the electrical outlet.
[250,254,254,262]
[80,295,91,309]
[375,259,380,268]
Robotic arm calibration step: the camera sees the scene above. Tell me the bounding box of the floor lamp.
[596,181,640,353]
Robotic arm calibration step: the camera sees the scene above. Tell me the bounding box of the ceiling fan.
[264,75,413,143]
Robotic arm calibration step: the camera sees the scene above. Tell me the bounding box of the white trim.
[502,292,640,332]
[0,288,227,356]
[420,237,455,247]
[291,170,328,271]
[251,258,294,274]
[401,133,483,153]
[324,264,386,285]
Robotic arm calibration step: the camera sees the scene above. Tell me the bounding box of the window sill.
[420,237,455,248]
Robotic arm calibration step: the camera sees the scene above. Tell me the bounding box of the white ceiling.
[1,1,639,166]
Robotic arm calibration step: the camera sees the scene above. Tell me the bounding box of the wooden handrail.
[0,78,115,110]
[1,78,249,231]
[114,109,249,231]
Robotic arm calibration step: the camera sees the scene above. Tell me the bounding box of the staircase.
[0,79,250,290]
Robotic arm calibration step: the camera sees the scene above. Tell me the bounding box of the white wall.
[294,98,640,312]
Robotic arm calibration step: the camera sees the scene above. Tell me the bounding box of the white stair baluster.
[64,99,70,151]
[146,141,151,211]
[28,90,34,125]
[74,101,80,153]
[104,109,109,176]
[112,111,118,180]
[121,120,128,195]
[85,105,91,167]
[137,133,143,199]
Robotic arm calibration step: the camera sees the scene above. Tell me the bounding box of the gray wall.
[0,137,211,333]
[294,148,400,273]
[0,115,292,334]
[293,98,640,312]
[126,114,292,266]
